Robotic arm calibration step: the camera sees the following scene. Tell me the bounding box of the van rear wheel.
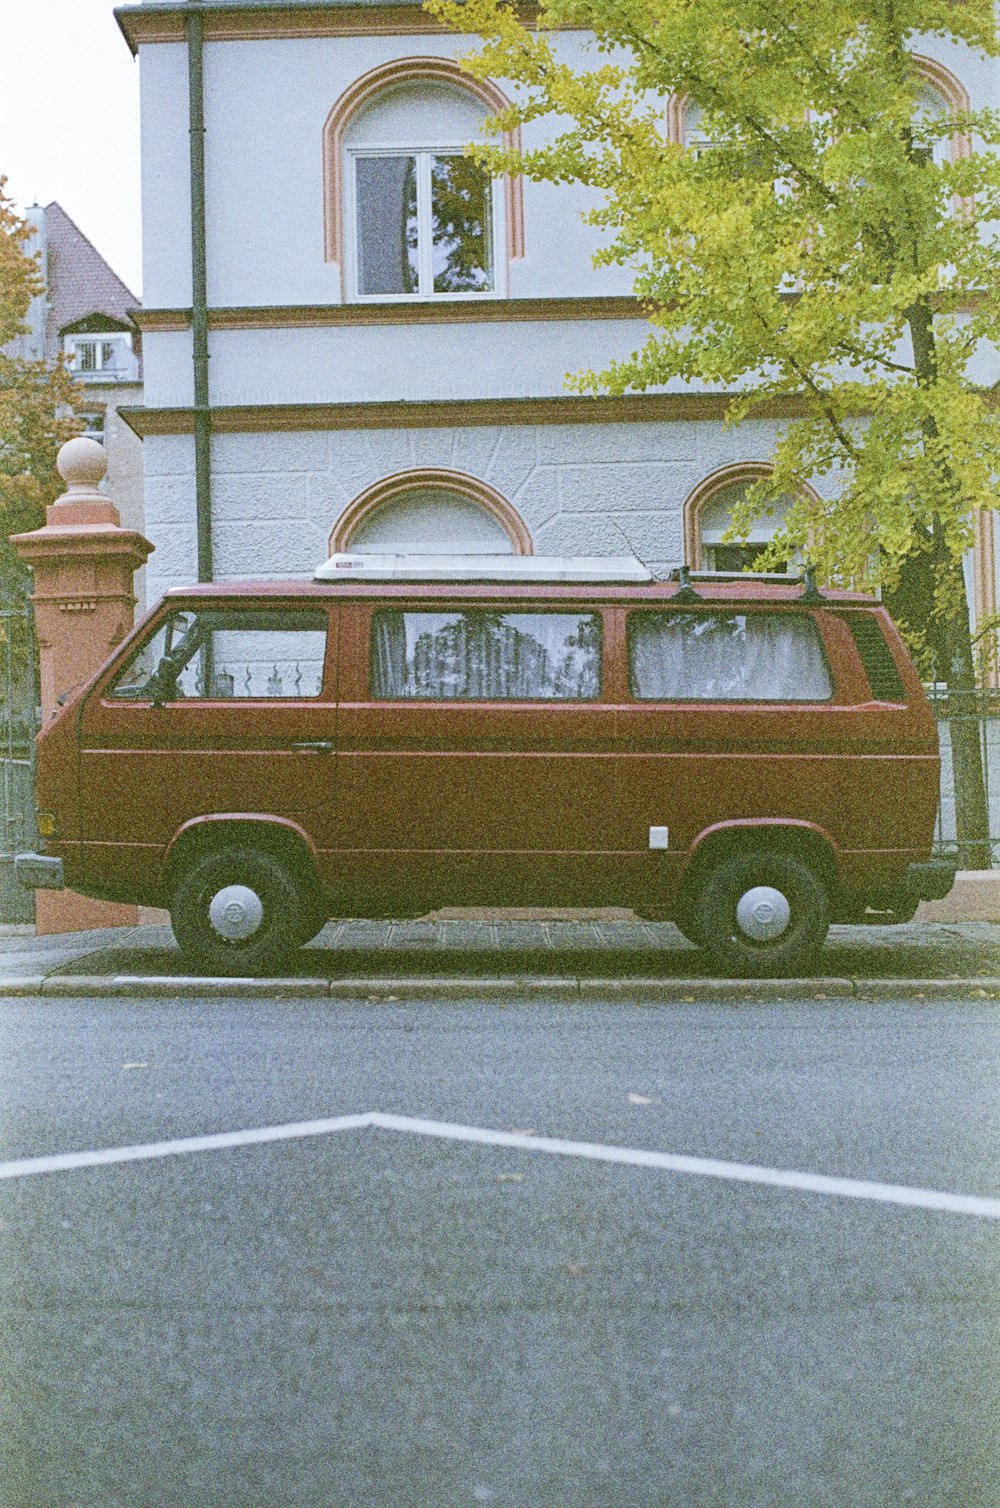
[170,846,302,977]
[695,850,829,978]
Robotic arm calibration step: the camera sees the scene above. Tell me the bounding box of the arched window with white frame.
[342,82,504,301]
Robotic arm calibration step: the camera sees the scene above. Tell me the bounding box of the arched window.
[910,56,971,164]
[683,464,814,572]
[330,469,532,556]
[323,59,524,300]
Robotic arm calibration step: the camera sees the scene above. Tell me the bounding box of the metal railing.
[0,587,38,922]
[929,686,1000,867]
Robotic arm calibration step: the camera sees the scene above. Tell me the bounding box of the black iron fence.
[0,585,37,922]
[929,686,1000,867]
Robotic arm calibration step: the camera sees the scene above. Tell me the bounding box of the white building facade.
[117,0,999,665]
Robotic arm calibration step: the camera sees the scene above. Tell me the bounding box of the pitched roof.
[42,202,141,345]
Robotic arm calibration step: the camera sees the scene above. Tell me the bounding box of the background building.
[17,201,144,552]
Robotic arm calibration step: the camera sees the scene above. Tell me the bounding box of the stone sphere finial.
[57,436,108,491]
[46,435,119,526]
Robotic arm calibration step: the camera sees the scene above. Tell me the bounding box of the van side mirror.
[148,661,178,708]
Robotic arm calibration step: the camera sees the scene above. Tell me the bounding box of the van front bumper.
[15,853,65,891]
[905,860,958,901]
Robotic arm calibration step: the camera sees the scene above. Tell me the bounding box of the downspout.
[187,0,213,580]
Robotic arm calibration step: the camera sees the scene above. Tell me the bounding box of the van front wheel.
[170,847,302,977]
[695,850,829,978]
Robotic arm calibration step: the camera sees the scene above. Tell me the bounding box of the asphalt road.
[1,992,998,1508]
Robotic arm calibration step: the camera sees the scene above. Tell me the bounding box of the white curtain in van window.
[372,611,600,700]
[630,613,832,701]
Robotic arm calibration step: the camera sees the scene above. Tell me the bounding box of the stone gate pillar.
[12,437,154,934]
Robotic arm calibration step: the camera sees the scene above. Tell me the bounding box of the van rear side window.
[629,611,833,702]
[845,614,906,702]
[371,610,602,700]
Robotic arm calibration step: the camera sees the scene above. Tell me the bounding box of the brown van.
[17,554,955,977]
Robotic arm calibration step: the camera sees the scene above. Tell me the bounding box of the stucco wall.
[138,29,628,311]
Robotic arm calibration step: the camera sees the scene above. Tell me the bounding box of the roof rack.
[667,565,826,602]
[314,552,654,583]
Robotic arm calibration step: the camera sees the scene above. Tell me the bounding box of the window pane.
[109,610,328,701]
[371,611,601,700]
[707,544,787,573]
[76,341,97,372]
[356,155,419,295]
[629,612,832,702]
[431,155,493,293]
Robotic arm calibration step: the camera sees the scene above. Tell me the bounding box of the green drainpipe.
[187,0,213,581]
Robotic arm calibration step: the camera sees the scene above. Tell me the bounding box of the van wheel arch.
[161,819,323,918]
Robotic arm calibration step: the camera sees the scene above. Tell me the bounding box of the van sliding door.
[333,601,624,911]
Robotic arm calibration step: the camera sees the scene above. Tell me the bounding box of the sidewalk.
[1,917,998,1000]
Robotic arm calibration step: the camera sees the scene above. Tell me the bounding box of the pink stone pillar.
[12,438,155,935]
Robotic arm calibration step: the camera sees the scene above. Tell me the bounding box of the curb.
[6,974,1000,1001]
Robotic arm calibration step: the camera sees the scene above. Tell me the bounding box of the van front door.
[77,602,338,897]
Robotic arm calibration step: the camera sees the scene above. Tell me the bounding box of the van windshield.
[109,608,329,701]
[629,611,832,702]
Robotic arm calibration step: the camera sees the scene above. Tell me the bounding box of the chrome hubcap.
[735,885,791,942]
[208,884,264,941]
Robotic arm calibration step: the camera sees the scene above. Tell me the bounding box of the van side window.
[629,611,832,702]
[109,609,329,701]
[371,610,602,700]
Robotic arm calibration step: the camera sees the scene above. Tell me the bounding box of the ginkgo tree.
[429,0,1000,867]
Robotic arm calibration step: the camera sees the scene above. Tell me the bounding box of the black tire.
[295,899,329,948]
[671,900,703,948]
[170,846,303,977]
[694,849,829,978]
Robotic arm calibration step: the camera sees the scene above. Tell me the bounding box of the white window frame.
[346,141,505,302]
[64,331,133,376]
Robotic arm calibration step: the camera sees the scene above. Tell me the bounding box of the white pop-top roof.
[314,552,655,583]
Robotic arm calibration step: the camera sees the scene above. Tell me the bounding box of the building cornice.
[114,2,546,54]
[117,387,1000,436]
[132,296,650,332]
[119,393,822,437]
[130,289,989,334]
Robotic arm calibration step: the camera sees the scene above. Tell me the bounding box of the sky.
[2,0,143,294]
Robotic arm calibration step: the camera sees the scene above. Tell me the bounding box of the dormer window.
[64,330,135,379]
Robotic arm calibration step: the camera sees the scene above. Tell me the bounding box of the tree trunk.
[940,573,993,869]
[904,295,993,869]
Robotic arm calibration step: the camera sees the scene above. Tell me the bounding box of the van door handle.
[290,740,334,753]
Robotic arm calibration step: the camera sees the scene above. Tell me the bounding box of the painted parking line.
[1,1109,998,1220]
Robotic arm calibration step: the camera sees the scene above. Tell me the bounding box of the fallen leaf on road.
[627,1092,658,1106]
[497,1173,525,1183]
[564,1262,586,1276]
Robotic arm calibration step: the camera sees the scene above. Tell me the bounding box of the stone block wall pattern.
[141,418,791,602]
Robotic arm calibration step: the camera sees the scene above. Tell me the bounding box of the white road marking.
[0,1114,372,1182]
[0,1109,997,1220]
